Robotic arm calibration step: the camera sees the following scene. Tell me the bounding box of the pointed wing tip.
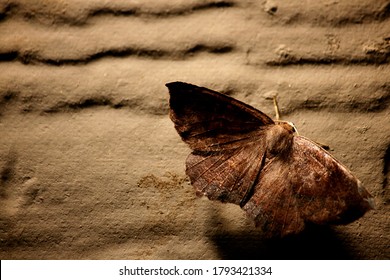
[366,197,376,210]
[357,180,376,210]
[165,81,179,89]
[165,81,198,92]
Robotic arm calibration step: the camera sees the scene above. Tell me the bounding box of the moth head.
[275,120,299,135]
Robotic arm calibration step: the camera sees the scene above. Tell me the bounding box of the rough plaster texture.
[0,0,389,259]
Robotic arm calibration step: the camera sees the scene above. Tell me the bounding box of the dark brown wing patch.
[167,82,274,152]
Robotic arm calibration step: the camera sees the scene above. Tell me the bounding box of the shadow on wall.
[210,224,352,260]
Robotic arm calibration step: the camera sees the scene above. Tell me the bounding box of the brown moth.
[166,81,375,237]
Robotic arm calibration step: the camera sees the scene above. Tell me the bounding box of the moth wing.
[167,82,274,152]
[242,157,305,237]
[186,131,267,205]
[243,136,374,237]
[290,136,374,224]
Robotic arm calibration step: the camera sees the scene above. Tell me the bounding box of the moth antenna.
[273,96,300,135]
[273,95,281,121]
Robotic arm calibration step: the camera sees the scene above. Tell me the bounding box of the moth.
[166,81,375,237]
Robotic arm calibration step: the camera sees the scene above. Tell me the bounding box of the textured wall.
[0,0,389,259]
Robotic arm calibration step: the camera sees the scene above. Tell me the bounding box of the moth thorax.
[265,123,295,156]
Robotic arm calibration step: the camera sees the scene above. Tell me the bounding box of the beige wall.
[0,0,389,259]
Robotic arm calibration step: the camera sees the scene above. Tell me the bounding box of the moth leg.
[315,141,330,151]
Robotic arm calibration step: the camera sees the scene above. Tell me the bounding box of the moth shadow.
[210,224,354,260]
